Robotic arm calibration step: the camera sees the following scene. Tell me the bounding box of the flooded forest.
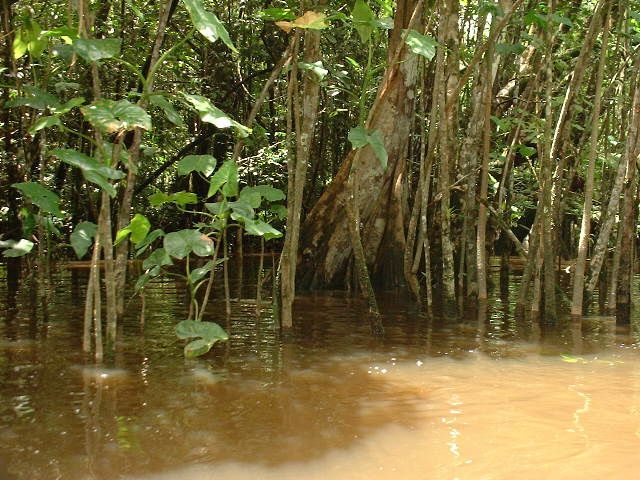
[2,0,640,478]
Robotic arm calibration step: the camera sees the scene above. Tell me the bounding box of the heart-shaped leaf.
[70,221,97,259]
[12,182,62,217]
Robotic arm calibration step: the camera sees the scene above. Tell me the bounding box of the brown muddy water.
[1,265,640,480]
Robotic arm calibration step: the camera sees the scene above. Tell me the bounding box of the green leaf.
[368,129,388,169]
[70,221,97,259]
[238,187,262,208]
[348,126,387,169]
[73,38,122,62]
[207,160,239,198]
[270,204,287,220]
[12,182,62,217]
[244,218,282,240]
[81,99,151,133]
[19,208,36,237]
[115,213,151,246]
[142,247,173,271]
[164,229,214,259]
[298,61,328,81]
[352,0,375,43]
[0,239,35,258]
[28,116,61,136]
[182,93,250,137]
[5,86,62,111]
[177,155,217,177]
[348,125,369,149]
[149,191,198,207]
[238,185,285,208]
[182,0,238,52]
[404,29,437,61]
[52,148,124,197]
[189,260,215,284]
[228,199,255,222]
[149,94,184,126]
[56,97,86,115]
[175,319,229,357]
[13,28,28,59]
[135,229,165,256]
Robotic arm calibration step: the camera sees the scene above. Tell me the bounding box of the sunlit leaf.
[12,182,62,217]
[298,61,328,81]
[149,94,184,126]
[81,99,151,134]
[5,85,62,111]
[404,29,437,60]
[182,93,250,137]
[73,38,121,62]
[243,218,282,240]
[115,213,151,246]
[142,247,173,271]
[164,229,214,259]
[28,116,61,136]
[52,148,124,197]
[348,126,387,169]
[182,0,237,52]
[275,11,328,33]
[175,319,229,358]
[177,155,217,177]
[0,239,35,258]
[207,160,239,198]
[352,0,375,43]
[70,221,97,259]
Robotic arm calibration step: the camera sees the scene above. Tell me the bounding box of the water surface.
[0,266,639,479]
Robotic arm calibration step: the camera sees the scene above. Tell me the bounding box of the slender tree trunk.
[571,5,609,316]
[279,21,323,328]
[114,0,174,316]
[438,0,460,311]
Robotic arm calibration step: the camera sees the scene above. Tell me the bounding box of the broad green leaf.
[182,0,238,52]
[177,155,217,177]
[0,239,35,258]
[134,272,154,292]
[81,99,151,134]
[12,182,62,217]
[52,148,124,197]
[73,38,122,62]
[142,247,173,271]
[115,213,151,246]
[189,260,215,284]
[176,319,229,357]
[270,204,287,220]
[228,199,255,222]
[28,116,61,136]
[348,126,387,169]
[352,0,375,43]
[207,160,239,198]
[298,61,328,81]
[149,94,184,126]
[404,30,437,60]
[182,93,250,137]
[184,339,212,358]
[204,201,229,216]
[348,126,369,148]
[244,218,282,240]
[149,191,198,207]
[5,85,62,111]
[238,187,262,208]
[13,28,28,59]
[164,229,214,259]
[368,129,388,169]
[70,221,97,259]
[253,185,285,202]
[20,208,36,237]
[135,229,165,256]
[56,97,86,114]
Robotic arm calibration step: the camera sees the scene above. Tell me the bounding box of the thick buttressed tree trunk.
[298,0,422,290]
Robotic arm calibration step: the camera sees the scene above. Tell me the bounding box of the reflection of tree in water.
[128,357,423,474]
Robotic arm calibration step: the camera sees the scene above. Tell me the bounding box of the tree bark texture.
[298,0,422,290]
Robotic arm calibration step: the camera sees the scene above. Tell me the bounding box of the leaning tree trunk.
[297,0,422,290]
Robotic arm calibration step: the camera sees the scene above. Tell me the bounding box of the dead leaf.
[275,11,327,33]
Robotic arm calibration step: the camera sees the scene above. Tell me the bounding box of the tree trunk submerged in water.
[297,0,422,290]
